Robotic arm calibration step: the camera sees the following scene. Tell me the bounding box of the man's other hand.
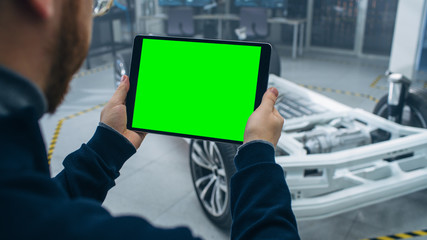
[101,75,146,149]
[243,87,284,147]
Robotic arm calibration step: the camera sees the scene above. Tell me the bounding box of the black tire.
[373,88,427,128]
[189,140,238,230]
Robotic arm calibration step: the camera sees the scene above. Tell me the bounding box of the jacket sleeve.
[53,123,136,203]
[230,141,300,240]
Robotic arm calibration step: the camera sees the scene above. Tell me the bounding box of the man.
[0,0,300,239]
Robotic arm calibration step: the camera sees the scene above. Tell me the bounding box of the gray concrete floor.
[40,49,427,240]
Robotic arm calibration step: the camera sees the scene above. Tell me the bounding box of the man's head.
[0,0,93,113]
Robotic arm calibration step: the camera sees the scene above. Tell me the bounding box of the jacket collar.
[0,65,47,119]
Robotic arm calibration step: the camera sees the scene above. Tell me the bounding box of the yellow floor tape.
[299,84,380,103]
[73,64,113,79]
[47,102,107,165]
[361,229,427,240]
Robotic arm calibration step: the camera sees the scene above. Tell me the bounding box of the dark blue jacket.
[0,65,299,239]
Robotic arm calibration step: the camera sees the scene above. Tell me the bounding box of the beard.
[44,1,91,113]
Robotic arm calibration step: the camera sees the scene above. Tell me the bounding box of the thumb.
[111,75,130,105]
[259,87,279,111]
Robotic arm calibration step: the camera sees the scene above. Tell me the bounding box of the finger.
[110,75,130,105]
[136,130,148,136]
[125,130,147,149]
[259,87,279,111]
[273,108,285,124]
[273,107,281,117]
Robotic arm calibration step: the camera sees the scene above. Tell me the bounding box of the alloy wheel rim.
[191,140,228,217]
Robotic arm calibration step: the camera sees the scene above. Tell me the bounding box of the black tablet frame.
[126,35,271,145]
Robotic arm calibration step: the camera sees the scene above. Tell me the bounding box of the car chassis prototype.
[187,74,427,227]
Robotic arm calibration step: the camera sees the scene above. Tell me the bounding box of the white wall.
[389,0,426,79]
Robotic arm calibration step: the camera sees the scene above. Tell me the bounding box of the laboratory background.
[43,0,427,239]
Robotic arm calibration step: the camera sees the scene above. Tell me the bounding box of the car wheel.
[373,88,427,128]
[114,50,132,88]
[189,140,238,230]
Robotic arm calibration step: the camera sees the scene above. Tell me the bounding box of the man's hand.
[101,75,146,149]
[243,87,284,147]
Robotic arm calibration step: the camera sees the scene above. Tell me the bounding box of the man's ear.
[27,0,54,19]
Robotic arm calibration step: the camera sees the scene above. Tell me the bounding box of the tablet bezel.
[126,35,271,144]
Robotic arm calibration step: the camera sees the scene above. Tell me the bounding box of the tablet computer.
[126,35,271,144]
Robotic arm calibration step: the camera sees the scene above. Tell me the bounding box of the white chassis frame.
[187,74,427,221]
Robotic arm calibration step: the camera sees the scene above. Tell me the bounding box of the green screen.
[132,38,261,142]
